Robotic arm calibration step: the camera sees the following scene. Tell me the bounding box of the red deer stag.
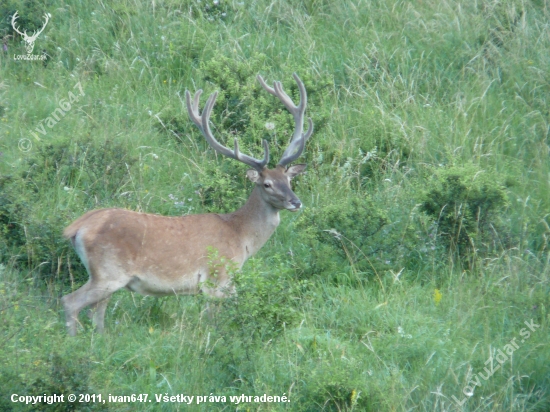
[61,73,313,335]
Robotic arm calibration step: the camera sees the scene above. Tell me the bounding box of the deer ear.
[246,169,261,183]
[285,164,306,179]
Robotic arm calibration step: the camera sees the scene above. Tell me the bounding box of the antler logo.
[11,11,51,55]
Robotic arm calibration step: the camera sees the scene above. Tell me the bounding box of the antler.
[185,89,269,172]
[11,12,50,41]
[11,12,26,37]
[257,73,313,167]
[29,13,51,41]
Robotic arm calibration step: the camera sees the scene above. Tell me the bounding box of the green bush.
[0,353,105,412]
[0,137,136,282]
[216,255,305,344]
[302,369,373,412]
[203,254,306,389]
[294,194,421,281]
[420,163,509,265]
[161,52,331,161]
[0,1,54,41]
[25,137,136,205]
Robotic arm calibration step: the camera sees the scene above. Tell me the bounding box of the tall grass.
[0,0,548,410]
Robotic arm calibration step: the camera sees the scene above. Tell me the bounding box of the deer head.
[185,73,313,211]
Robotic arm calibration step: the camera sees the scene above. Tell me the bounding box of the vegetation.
[1,0,548,410]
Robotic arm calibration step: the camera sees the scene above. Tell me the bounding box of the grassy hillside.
[0,0,548,411]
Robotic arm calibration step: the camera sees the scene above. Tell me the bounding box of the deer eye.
[264,183,271,188]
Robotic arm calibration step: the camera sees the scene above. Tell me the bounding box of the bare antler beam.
[185,89,269,171]
[257,73,313,166]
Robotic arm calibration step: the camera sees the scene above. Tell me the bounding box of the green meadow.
[0,0,548,410]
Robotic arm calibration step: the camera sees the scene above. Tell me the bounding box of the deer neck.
[229,186,280,258]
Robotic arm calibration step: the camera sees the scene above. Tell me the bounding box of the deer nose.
[290,199,302,210]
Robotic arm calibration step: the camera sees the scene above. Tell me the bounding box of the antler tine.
[257,73,313,167]
[11,12,26,36]
[185,89,203,129]
[185,89,269,171]
[31,13,51,39]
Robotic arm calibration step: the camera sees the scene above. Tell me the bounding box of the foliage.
[0,0,549,410]
[0,137,136,281]
[215,255,304,344]
[295,193,420,281]
[24,137,137,204]
[0,1,54,41]
[29,354,107,411]
[0,354,106,412]
[420,163,509,265]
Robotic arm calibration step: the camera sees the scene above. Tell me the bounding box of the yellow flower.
[350,389,358,405]
[433,289,442,305]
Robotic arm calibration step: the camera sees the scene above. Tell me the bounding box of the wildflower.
[265,122,275,130]
[433,289,442,305]
[397,326,412,339]
[350,389,358,405]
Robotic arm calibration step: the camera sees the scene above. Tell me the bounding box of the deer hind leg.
[62,278,126,336]
[87,297,111,334]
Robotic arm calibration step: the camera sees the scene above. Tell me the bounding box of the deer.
[61,73,313,335]
[11,11,51,55]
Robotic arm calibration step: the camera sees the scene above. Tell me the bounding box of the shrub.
[202,254,306,389]
[24,137,136,206]
[294,194,416,282]
[0,353,106,412]
[215,255,305,344]
[30,353,107,411]
[420,163,509,265]
[0,1,53,41]
[161,52,331,160]
[0,137,136,282]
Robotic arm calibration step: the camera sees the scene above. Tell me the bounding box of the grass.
[0,0,549,410]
